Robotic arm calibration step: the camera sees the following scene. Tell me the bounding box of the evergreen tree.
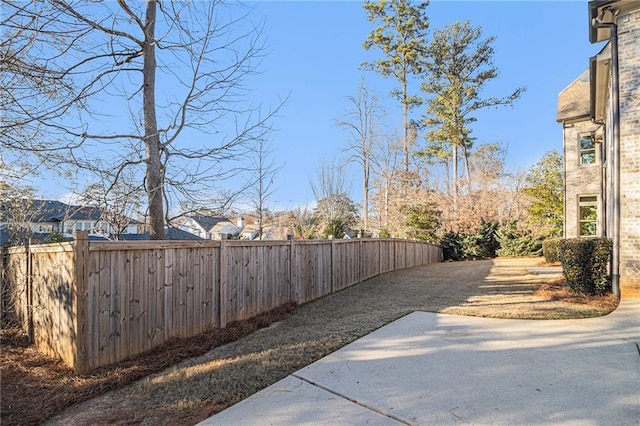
[523,150,564,237]
[421,21,524,207]
[362,0,429,176]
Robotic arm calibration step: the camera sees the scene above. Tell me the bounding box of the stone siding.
[562,121,602,239]
[618,8,640,297]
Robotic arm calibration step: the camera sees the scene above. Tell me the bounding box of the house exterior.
[557,71,604,239]
[0,199,139,244]
[175,215,242,240]
[558,0,640,298]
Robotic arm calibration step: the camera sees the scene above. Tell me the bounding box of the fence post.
[73,231,90,372]
[219,239,227,328]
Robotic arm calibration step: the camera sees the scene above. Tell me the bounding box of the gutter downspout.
[562,121,567,240]
[592,11,621,299]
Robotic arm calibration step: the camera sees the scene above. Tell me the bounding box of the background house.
[175,215,242,240]
[558,0,640,298]
[0,199,139,244]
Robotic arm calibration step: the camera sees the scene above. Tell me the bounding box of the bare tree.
[0,183,37,245]
[309,160,359,238]
[370,132,401,236]
[245,138,282,240]
[336,81,383,235]
[76,171,144,240]
[309,160,351,203]
[1,0,281,239]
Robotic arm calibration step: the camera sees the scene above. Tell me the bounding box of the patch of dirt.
[1,257,619,426]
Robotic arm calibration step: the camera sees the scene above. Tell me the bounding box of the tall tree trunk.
[462,144,472,193]
[143,0,164,240]
[452,145,458,215]
[402,87,409,174]
[445,158,451,196]
[363,161,369,234]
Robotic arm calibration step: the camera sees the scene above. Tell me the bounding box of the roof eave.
[556,113,591,125]
[589,1,614,43]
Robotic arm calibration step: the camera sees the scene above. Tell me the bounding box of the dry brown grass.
[0,303,297,426]
[1,258,619,426]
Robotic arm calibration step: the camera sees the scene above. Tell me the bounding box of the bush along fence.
[1,232,442,372]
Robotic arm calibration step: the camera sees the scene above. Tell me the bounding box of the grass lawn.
[0,258,618,426]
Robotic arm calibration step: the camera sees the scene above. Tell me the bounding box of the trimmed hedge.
[542,238,562,263]
[559,238,612,296]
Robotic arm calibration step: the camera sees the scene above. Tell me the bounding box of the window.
[579,195,598,237]
[579,133,596,165]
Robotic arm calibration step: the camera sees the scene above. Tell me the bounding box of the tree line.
[313,0,561,249]
[1,0,562,247]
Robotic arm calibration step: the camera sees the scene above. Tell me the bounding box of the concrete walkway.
[200,299,639,425]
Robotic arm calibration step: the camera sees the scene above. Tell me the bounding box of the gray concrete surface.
[201,299,640,425]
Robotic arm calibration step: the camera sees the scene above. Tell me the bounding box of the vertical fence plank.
[5,238,441,371]
[100,249,110,368]
[108,250,117,367]
[219,240,228,328]
[72,232,89,372]
[146,249,157,350]
[155,248,165,345]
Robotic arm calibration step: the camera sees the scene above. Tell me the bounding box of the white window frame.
[578,132,596,166]
[578,195,598,237]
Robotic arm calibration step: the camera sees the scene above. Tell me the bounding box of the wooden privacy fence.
[2,232,442,371]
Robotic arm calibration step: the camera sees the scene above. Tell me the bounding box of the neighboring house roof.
[240,224,260,240]
[556,69,591,123]
[343,230,357,239]
[0,229,108,245]
[119,228,202,240]
[0,199,140,224]
[186,215,229,232]
[212,222,240,236]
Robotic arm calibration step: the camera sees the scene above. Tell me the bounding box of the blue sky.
[35,1,603,212]
[246,0,601,210]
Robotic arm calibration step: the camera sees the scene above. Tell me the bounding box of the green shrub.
[495,222,542,257]
[560,238,612,295]
[542,238,562,263]
[474,221,500,258]
[440,231,464,261]
[322,220,346,239]
[440,222,499,261]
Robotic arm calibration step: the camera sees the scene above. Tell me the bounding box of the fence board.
[333,241,361,291]
[155,248,166,345]
[97,251,106,367]
[3,236,441,371]
[107,251,116,366]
